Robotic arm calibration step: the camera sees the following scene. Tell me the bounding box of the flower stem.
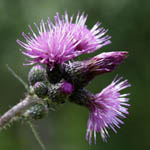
[0,95,41,128]
[28,121,46,150]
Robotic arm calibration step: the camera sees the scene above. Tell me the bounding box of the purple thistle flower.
[86,76,131,144]
[61,51,128,88]
[17,12,111,69]
[87,51,128,74]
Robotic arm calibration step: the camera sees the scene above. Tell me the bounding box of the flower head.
[87,51,128,74]
[61,51,128,88]
[17,12,111,69]
[86,76,131,144]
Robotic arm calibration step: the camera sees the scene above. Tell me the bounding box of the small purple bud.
[61,81,74,94]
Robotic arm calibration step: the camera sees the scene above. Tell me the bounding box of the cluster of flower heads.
[18,12,131,144]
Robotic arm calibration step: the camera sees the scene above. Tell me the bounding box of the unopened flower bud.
[61,51,127,88]
[28,65,47,85]
[33,82,48,98]
[25,104,48,120]
[61,81,74,94]
[48,81,73,104]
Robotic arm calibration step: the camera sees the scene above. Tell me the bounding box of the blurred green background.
[0,0,149,150]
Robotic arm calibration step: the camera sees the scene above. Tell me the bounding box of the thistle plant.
[0,12,131,148]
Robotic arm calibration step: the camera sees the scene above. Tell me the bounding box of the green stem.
[28,121,46,150]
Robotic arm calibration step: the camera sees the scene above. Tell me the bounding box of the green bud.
[29,104,48,120]
[28,65,47,85]
[33,82,48,98]
[48,82,66,104]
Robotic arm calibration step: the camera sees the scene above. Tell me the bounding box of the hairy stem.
[7,65,28,91]
[28,121,46,150]
[0,94,41,128]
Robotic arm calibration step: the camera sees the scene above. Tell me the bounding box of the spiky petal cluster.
[87,51,128,74]
[86,77,131,144]
[17,12,111,69]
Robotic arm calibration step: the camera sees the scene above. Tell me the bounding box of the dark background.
[0,0,149,150]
